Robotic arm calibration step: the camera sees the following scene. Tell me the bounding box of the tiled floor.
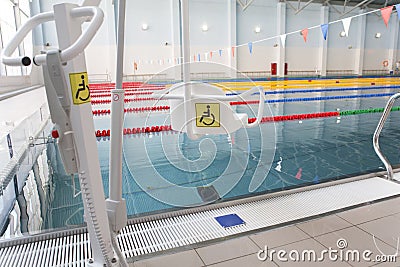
[132,196,400,266]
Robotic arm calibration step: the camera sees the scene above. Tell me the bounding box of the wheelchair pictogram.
[69,72,91,105]
[196,103,220,127]
[76,75,90,101]
[199,105,215,125]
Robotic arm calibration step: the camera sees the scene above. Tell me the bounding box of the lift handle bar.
[1,6,103,67]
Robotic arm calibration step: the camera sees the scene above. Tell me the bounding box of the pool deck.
[132,194,400,267]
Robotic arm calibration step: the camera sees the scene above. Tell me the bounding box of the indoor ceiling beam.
[295,0,316,14]
[340,0,375,17]
[284,0,298,11]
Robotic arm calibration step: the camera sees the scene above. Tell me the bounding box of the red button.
[52,130,59,139]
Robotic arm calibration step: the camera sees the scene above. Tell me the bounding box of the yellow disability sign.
[196,103,220,127]
[69,72,91,105]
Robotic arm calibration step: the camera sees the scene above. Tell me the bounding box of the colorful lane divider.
[91,97,156,104]
[89,87,165,93]
[93,106,170,115]
[95,125,173,137]
[90,91,396,106]
[226,85,400,96]
[91,92,154,98]
[94,106,400,138]
[230,92,396,106]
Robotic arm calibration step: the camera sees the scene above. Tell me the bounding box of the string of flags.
[133,5,399,67]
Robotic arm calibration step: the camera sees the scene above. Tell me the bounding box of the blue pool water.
[44,86,400,229]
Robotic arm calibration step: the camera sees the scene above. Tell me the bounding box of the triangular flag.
[248,42,253,54]
[313,175,319,184]
[198,53,201,61]
[193,55,196,62]
[204,52,208,61]
[301,28,308,42]
[210,51,213,59]
[381,6,393,27]
[342,17,352,37]
[396,4,400,20]
[231,47,235,57]
[280,34,286,47]
[320,24,328,40]
[295,168,302,179]
[219,49,222,56]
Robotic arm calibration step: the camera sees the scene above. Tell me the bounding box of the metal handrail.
[373,92,400,180]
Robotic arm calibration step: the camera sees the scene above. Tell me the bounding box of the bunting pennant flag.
[210,51,213,59]
[381,6,393,27]
[248,42,253,54]
[280,34,286,47]
[396,4,400,20]
[219,49,222,56]
[204,52,208,61]
[231,47,235,57]
[193,55,196,62]
[342,17,352,37]
[301,28,308,42]
[320,23,328,40]
[295,168,302,179]
[198,53,201,61]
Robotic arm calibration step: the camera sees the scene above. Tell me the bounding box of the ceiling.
[237,0,400,15]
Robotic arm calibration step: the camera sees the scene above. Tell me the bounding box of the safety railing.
[190,72,227,80]
[123,73,169,82]
[240,71,270,79]
[373,92,400,180]
[88,73,111,83]
[325,70,354,76]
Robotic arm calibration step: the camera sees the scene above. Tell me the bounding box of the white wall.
[34,0,400,79]
[236,0,277,72]
[363,13,397,70]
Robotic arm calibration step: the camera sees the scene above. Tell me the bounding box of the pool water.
[44,86,400,229]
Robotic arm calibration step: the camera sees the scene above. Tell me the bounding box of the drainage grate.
[1,177,400,266]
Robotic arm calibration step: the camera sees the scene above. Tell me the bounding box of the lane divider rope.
[94,106,400,138]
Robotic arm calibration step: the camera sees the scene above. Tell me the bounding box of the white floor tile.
[195,236,259,266]
[133,249,204,267]
[249,225,310,249]
[296,215,352,237]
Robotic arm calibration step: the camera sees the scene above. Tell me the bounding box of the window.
[0,0,32,77]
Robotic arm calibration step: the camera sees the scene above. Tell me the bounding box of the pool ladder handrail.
[373,92,400,180]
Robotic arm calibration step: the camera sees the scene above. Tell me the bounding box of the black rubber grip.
[21,56,31,66]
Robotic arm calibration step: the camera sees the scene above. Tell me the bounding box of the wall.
[34,0,400,80]
[236,0,277,72]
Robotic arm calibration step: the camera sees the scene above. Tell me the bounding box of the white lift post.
[106,0,127,235]
[2,2,125,266]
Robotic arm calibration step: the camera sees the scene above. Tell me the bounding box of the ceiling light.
[339,31,346,37]
[202,24,208,32]
[254,26,261,33]
[375,32,381,38]
[141,23,149,31]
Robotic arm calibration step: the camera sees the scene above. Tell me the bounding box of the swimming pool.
[42,82,400,231]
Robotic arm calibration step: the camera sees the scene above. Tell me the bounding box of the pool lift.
[1,0,265,266]
[2,0,128,266]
